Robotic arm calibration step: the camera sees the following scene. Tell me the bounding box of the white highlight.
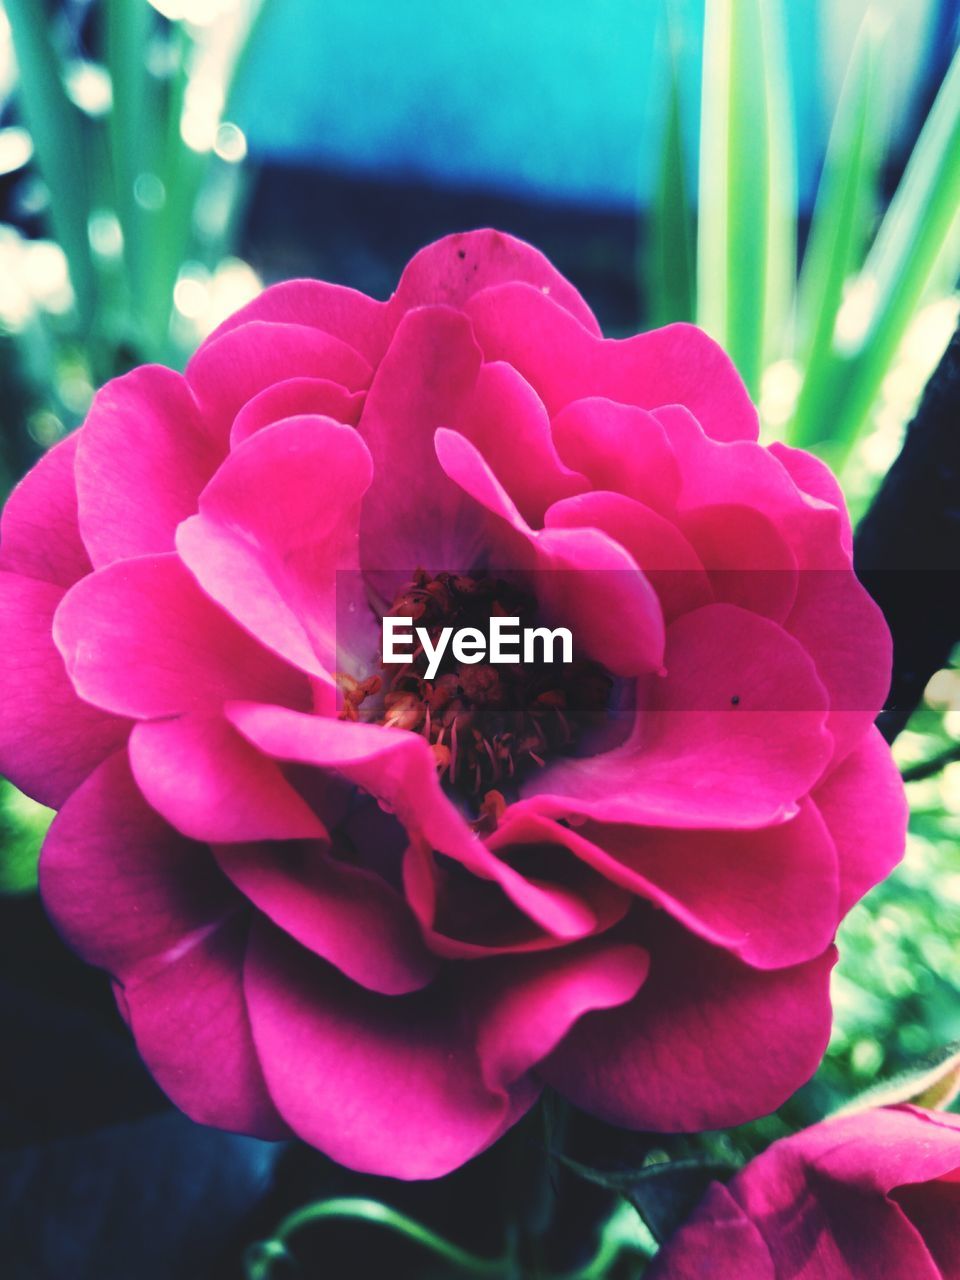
[382,616,573,681]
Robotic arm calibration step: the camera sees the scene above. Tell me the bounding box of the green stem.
[243,1195,656,1280]
[901,741,960,783]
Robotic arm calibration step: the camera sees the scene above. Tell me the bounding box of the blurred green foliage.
[647,0,960,475]
[0,0,265,490]
[0,777,50,893]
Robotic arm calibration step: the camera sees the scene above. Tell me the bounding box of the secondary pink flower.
[648,1105,960,1278]
[0,230,904,1178]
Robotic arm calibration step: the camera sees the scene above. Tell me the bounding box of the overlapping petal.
[177,415,373,679]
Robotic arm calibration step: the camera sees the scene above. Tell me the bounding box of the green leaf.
[646,27,695,327]
[4,0,98,325]
[0,780,52,895]
[697,0,795,398]
[809,41,960,461]
[788,16,885,449]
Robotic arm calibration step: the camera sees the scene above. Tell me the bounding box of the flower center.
[339,570,612,818]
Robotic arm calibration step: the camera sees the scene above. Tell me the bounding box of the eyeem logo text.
[382,616,573,680]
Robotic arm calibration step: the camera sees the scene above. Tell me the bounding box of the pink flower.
[0,231,904,1178]
[648,1105,960,1278]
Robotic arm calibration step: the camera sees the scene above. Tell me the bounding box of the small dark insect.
[730,695,741,706]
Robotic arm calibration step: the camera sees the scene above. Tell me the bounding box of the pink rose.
[0,231,905,1178]
[648,1105,960,1278]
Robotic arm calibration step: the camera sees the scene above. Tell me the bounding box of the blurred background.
[0,1,958,1277]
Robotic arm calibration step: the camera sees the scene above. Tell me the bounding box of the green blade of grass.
[788,18,885,450]
[4,0,97,326]
[104,0,153,321]
[762,0,796,382]
[815,41,960,463]
[646,32,695,327]
[697,0,795,399]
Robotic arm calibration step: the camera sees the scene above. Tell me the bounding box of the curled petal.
[244,921,645,1178]
[215,839,438,996]
[230,376,365,447]
[54,554,310,719]
[130,714,326,843]
[434,427,666,676]
[187,321,372,444]
[496,801,839,969]
[545,490,713,622]
[551,398,681,514]
[177,416,372,678]
[467,285,759,442]
[451,361,587,524]
[526,604,832,828]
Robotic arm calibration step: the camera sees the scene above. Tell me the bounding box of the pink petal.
[813,726,906,914]
[404,835,630,960]
[244,921,644,1177]
[466,286,759,442]
[894,1181,960,1280]
[497,801,839,969]
[186,321,372,445]
[357,306,487,574]
[770,440,853,558]
[474,938,649,1090]
[200,278,390,365]
[655,408,888,761]
[230,377,364,447]
[0,433,90,587]
[451,361,587,524]
[388,229,601,336]
[647,1184,776,1280]
[544,490,713,621]
[74,366,223,568]
[244,920,530,1178]
[129,714,325,843]
[540,912,836,1131]
[177,416,372,678]
[215,839,438,995]
[796,1106,960,1192]
[40,750,229,976]
[40,750,286,1137]
[657,405,845,567]
[727,1108,960,1280]
[651,1108,960,1280]
[784,561,892,762]
[679,503,798,622]
[54,553,310,719]
[551,398,681,514]
[225,703,611,940]
[0,572,128,806]
[526,603,832,828]
[434,427,666,676]
[122,912,289,1137]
